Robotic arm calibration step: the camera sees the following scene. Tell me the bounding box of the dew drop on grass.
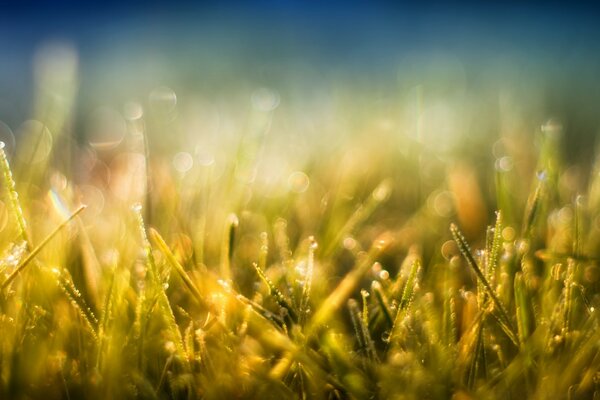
[372,262,382,274]
[131,203,143,213]
[0,122,15,156]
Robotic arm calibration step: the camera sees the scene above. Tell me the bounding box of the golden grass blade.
[1,204,86,290]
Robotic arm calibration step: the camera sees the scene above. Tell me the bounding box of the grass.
[0,89,598,400]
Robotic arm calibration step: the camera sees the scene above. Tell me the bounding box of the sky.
[0,0,599,155]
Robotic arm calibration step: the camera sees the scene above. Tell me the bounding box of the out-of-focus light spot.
[124,102,144,121]
[431,191,455,218]
[343,236,357,251]
[441,240,458,260]
[88,107,126,151]
[372,179,392,202]
[196,150,215,167]
[287,171,310,193]
[0,121,15,156]
[372,262,383,274]
[251,88,280,112]
[109,153,147,201]
[78,185,105,219]
[149,86,177,113]
[16,120,53,163]
[492,139,508,159]
[502,226,516,241]
[173,152,193,173]
[495,156,514,172]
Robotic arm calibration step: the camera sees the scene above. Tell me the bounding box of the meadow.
[0,49,598,399]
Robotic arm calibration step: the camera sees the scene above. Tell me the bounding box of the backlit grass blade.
[1,205,86,290]
[306,232,392,335]
[450,223,519,347]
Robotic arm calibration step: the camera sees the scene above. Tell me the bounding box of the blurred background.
[1,1,600,160]
[0,0,599,251]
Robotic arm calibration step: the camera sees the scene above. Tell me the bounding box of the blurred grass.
[0,46,599,399]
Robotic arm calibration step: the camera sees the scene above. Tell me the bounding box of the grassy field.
[0,70,598,400]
